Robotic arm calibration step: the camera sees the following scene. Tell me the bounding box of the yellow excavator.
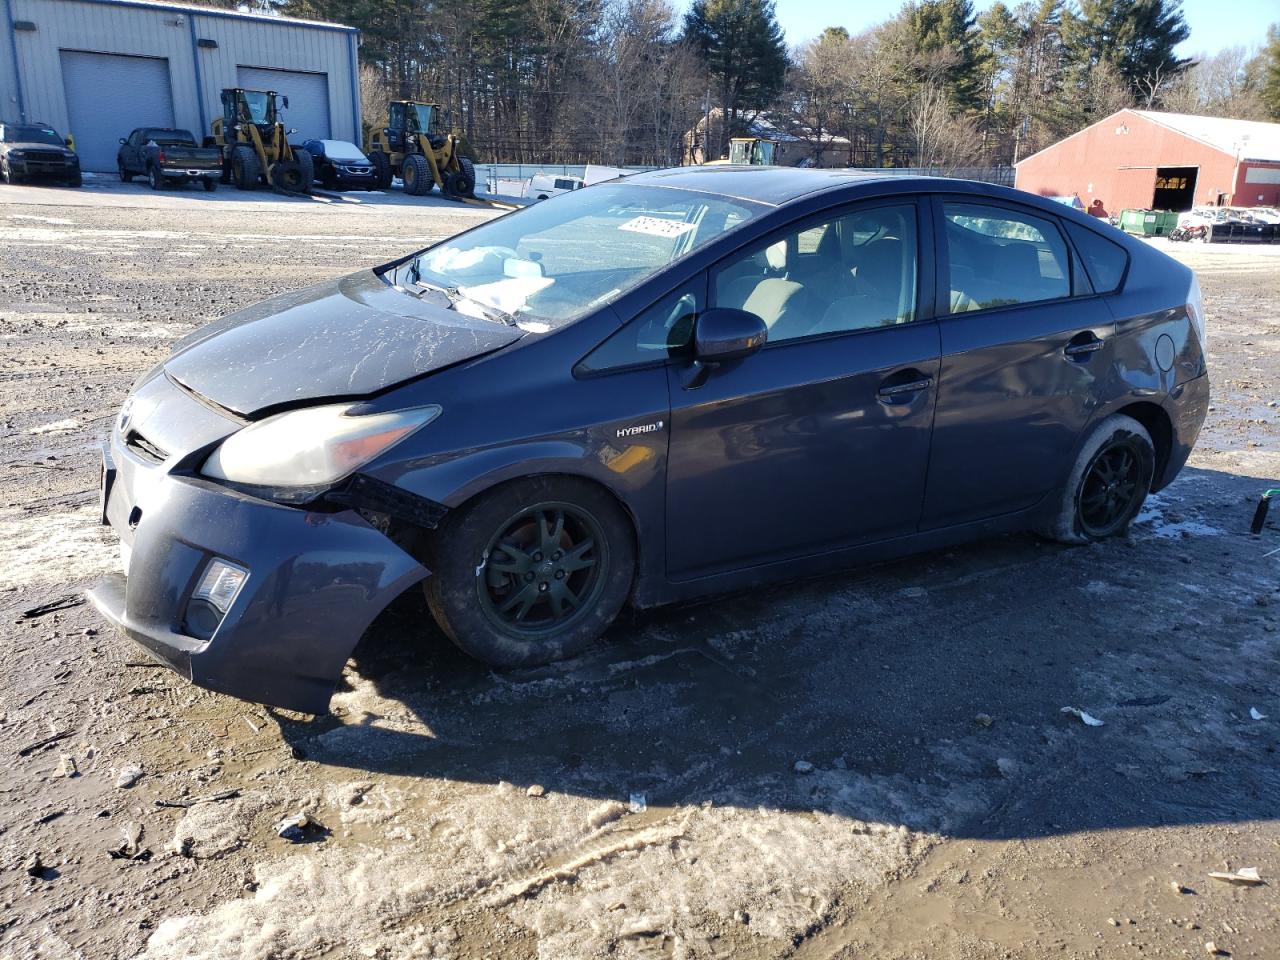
[209,88,313,193]
[704,136,780,166]
[364,100,476,198]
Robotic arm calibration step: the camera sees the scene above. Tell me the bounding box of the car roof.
[624,166,898,206]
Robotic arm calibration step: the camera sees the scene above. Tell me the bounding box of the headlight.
[202,403,441,488]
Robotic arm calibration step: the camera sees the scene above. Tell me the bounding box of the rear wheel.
[1041,414,1155,544]
[424,477,635,668]
[231,145,260,191]
[402,154,433,196]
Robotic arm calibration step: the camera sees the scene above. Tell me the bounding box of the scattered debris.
[23,853,44,877]
[108,823,152,862]
[734,910,750,925]
[57,754,78,778]
[33,810,65,826]
[1107,917,1120,927]
[1061,706,1105,727]
[275,811,326,843]
[1204,941,1224,956]
[1249,707,1266,721]
[19,594,85,619]
[793,760,815,774]
[242,716,260,735]
[526,784,546,798]
[996,757,1020,778]
[154,789,240,810]
[115,764,144,788]
[1170,880,1189,895]
[628,792,647,813]
[16,730,71,757]
[1208,867,1264,886]
[974,713,994,727]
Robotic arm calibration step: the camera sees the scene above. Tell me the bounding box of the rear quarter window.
[1064,221,1129,293]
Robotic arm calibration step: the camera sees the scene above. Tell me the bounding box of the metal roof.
[59,0,358,33]
[1126,111,1280,163]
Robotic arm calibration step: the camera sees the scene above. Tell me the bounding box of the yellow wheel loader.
[364,101,476,199]
[209,88,313,194]
[704,136,780,166]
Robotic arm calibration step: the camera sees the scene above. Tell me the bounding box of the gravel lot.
[1,178,1277,960]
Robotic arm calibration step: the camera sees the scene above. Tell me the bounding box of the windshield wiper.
[408,275,518,327]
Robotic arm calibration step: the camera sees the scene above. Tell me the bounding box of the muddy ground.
[0,178,1277,960]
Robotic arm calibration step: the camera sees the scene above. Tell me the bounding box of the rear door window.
[943,202,1070,313]
[1064,221,1129,293]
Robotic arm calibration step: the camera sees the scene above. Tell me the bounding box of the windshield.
[239,92,271,124]
[4,125,63,146]
[409,103,437,134]
[405,183,763,329]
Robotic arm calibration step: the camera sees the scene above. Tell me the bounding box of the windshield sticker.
[618,216,696,239]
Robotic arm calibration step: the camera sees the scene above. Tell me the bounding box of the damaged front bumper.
[89,409,431,715]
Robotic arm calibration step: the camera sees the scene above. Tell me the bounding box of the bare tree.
[910,82,981,170]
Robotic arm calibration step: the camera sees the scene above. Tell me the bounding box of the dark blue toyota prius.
[89,167,1209,713]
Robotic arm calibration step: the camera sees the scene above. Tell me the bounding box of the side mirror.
[694,308,767,362]
[118,137,126,145]
[65,138,74,148]
[282,96,290,109]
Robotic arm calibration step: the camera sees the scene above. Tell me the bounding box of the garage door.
[236,67,330,141]
[60,51,174,173]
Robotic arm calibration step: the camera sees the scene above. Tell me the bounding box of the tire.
[402,154,433,196]
[269,158,309,193]
[1,162,10,184]
[1041,414,1155,544]
[118,160,133,184]
[202,178,217,192]
[424,477,636,668]
[231,145,260,191]
[66,173,82,188]
[457,156,477,197]
[370,151,393,189]
[148,165,164,191]
[293,148,314,193]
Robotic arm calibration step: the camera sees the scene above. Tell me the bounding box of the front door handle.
[877,377,934,399]
[1064,334,1105,359]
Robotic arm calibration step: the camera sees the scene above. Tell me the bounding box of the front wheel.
[424,477,636,668]
[1041,414,1155,544]
[118,160,133,183]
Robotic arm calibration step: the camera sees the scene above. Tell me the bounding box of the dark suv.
[0,121,81,186]
[90,169,1208,714]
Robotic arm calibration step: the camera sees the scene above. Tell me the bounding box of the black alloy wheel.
[1077,439,1146,539]
[477,502,608,637]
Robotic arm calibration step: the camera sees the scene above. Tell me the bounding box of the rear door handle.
[877,377,933,399]
[1064,335,1105,359]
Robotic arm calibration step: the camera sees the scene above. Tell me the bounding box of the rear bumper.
[161,167,220,178]
[89,432,429,714]
[1157,371,1210,490]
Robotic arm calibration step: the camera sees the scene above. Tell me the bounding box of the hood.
[165,271,522,418]
[5,141,74,154]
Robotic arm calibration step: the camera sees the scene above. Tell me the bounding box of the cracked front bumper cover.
[89,459,430,715]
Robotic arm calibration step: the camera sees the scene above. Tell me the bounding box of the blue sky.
[763,0,1276,55]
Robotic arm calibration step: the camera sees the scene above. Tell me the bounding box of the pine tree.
[682,0,790,157]
[1061,0,1191,101]
[1259,24,1280,121]
[904,0,988,112]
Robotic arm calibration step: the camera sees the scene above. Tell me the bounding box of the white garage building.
[1,0,360,171]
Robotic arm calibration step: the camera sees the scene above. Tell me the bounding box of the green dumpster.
[1120,209,1179,237]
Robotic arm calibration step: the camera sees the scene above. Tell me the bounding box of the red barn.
[1015,109,1280,214]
